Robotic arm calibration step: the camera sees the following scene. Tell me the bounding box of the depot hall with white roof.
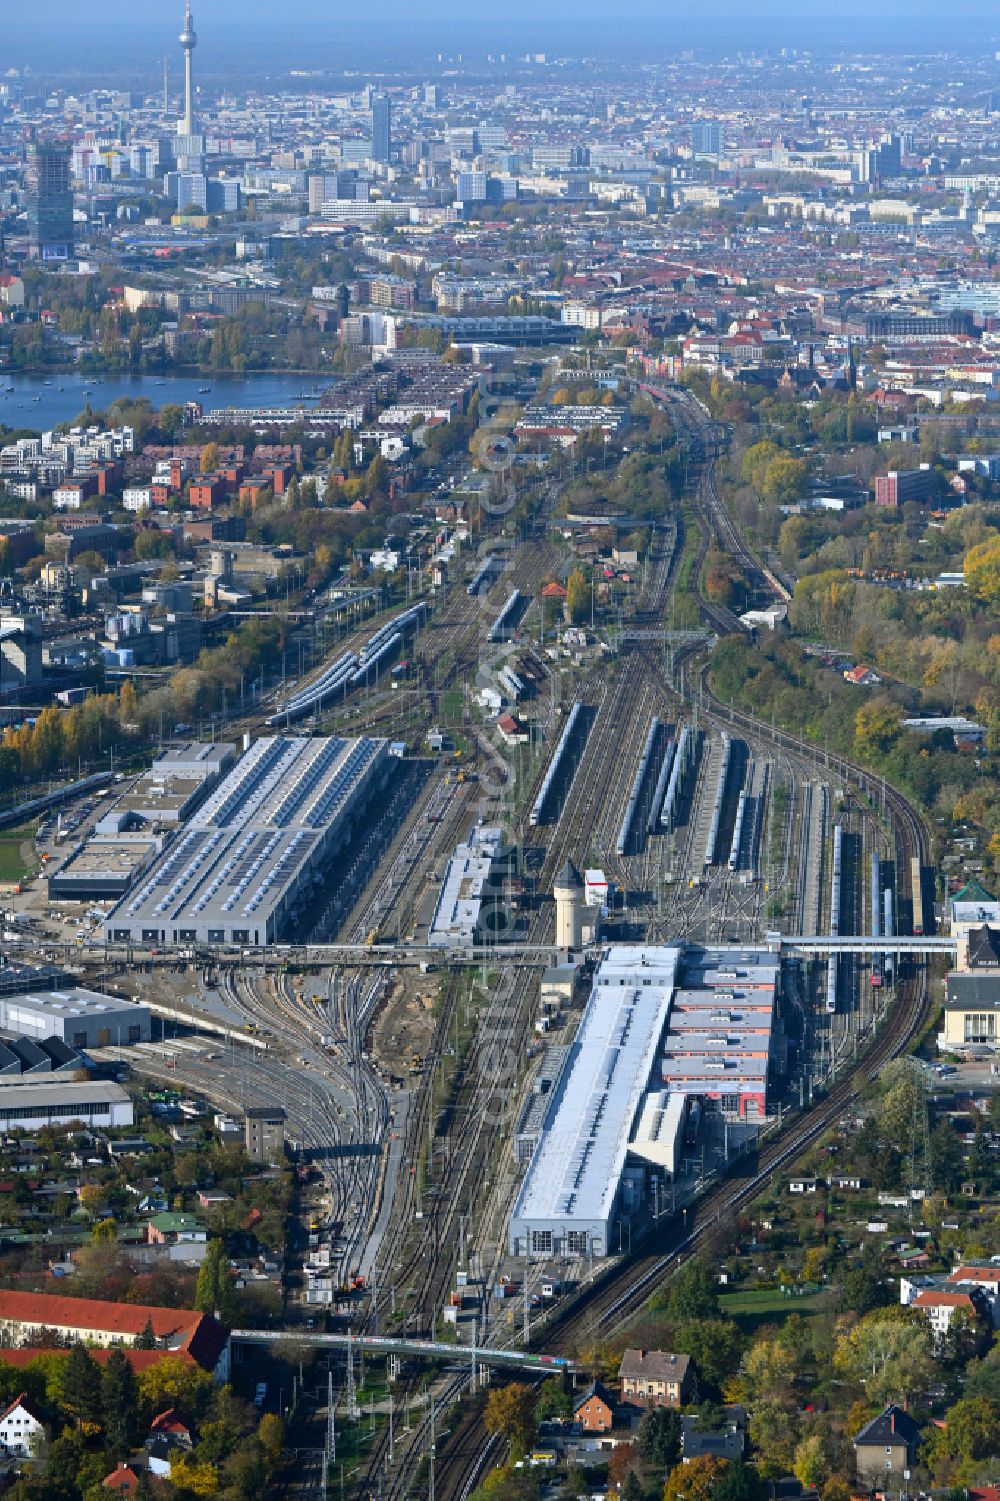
[509,943,780,1259]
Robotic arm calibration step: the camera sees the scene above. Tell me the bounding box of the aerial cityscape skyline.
[6,1,1000,68]
[0,3,999,1500]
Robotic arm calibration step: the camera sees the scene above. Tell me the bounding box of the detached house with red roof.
[911,1286,989,1348]
[0,275,25,315]
[0,1393,44,1457]
[947,1261,1000,1319]
[0,1290,230,1382]
[103,1462,146,1495]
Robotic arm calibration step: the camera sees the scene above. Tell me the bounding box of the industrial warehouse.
[0,985,150,1051]
[509,944,780,1260]
[102,734,391,948]
[428,825,517,950]
[47,742,236,903]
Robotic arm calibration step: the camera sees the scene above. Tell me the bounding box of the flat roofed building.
[103,735,389,948]
[509,943,781,1260]
[47,836,162,903]
[0,1080,133,1131]
[509,945,682,1259]
[628,1090,686,1176]
[244,1106,285,1164]
[150,742,236,780]
[428,825,514,950]
[0,988,150,1050]
[663,949,779,1118]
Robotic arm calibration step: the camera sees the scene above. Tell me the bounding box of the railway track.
[413,387,932,1501]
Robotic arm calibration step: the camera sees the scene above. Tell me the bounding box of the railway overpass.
[231,1328,574,1373]
[782,935,957,957]
[69,934,961,969]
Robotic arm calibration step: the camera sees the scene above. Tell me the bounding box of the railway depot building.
[0,985,150,1050]
[509,944,779,1259]
[102,734,390,948]
[48,742,236,904]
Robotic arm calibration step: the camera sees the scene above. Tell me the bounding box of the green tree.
[135,1317,157,1350]
[794,1435,827,1489]
[194,1237,237,1324]
[928,1395,1000,1467]
[535,1374,572,1422]
[623,1473,644,1501]
[566,567,590,625]
[673,1318,743,1390]
[833,1310,934,1405]
[749,1403,797,1479]
[638,1405,682,1467]
[714,1460,767,1501]
[484,1383,537,1455]
[854,700,902,762]
[928,1120,965,1194]
[56,1343,102,1428]
[102,1347,139,1460]
[840,1268,889,1316]
[661,1257,721,1322]
[965,1342,1000,1403]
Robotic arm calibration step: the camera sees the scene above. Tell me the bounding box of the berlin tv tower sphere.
[179,4,197,50]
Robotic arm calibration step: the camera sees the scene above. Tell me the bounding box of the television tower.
[178,0,197,136]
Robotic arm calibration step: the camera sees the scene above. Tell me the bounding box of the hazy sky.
[4,0,999,71]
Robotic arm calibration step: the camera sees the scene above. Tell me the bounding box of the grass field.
[719,1287,830,1332]
[0,824,39,884]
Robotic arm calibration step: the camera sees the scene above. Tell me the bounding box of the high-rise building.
[26,140,73,261]
[690,120,722,156]
[456,170,487,203]
[206,177,240,213]
[178,0,197,137]
[175,171,207,212]
[372,94,391,163]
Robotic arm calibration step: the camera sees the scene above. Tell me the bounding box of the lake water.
[0,372,329,432]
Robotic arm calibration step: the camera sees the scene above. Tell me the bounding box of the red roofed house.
[843,665,881,686]
[0,275,25,310]
[496,713,529,745]
[0,1290,230,1382]
[103,1462,146,1494]
[911,1287,988,1348]
[148,1408,193,1447]
[948,1263,1000,1295]
[147,1406,193,1478]
[573,1380,615,1434]
[0,1393,44,1457]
